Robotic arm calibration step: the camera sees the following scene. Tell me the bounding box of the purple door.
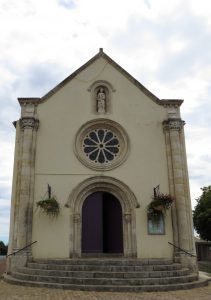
[82,192,123,254]
[82,192,103,253]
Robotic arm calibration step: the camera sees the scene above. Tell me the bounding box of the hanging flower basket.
[36,197,60,218]
[153,204,164,211]
[147,193,174,216]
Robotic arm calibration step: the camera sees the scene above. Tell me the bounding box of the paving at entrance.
[0,280,211,300]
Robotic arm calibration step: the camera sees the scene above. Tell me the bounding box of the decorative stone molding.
[74,119,129,171]
[163,119,185,132]
[162,102,181,119]
[88,80,116,93]
[124,213,131,223]
[73,213,81,223]
[67,176,139,257]
[20,118,39,130]
[18,98,40,106]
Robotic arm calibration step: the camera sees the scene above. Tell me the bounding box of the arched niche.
[88,80,115,114]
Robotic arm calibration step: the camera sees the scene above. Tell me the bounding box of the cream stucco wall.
[32,57,173,259]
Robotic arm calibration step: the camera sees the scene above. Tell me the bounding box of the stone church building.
[6,49,203,291]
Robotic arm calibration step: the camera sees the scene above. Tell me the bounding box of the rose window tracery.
[75,119,129,171]
[83,129,120,164]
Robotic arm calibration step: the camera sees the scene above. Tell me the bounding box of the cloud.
[0,139,14,237]
[185,125,211,206]
[144,0,151,9]
[21,63,71,97]
[58,0,76,9]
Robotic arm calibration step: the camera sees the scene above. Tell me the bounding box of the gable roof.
[18,48,183,107]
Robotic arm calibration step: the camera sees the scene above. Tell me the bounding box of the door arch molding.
[66,176,139,257]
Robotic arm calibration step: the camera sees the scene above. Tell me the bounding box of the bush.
[193,186,211,241]
[0,241,8,255]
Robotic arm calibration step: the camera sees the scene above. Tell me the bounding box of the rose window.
[75,119,129,171]
[83,129,120,164]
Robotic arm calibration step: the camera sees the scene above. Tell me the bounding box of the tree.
[0,241,8,255]
[193,186,211,241]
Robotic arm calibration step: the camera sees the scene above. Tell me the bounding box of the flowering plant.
[36,197,60,217]
[147,193,174,215]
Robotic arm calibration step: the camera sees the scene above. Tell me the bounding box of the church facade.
[8,49,197,273]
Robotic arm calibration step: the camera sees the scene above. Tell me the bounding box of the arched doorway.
[67,176,139,257]
[82,192,123,254]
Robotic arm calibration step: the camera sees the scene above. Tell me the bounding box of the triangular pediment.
[18,49,183,107]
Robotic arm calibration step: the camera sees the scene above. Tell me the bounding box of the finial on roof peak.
[99,48,103,53]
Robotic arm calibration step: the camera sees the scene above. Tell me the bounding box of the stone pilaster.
[17,117,39,248]
[7,120,22,272]
[163,119,197,271]
[8,116,39,271]
[163,125,179,256]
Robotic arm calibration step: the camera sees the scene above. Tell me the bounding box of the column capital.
[163,119,185,132]
[73,213,81,223]
[124,213,131,223]
[20,117,39,131]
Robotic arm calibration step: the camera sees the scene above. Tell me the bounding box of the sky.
[1,0,211,244]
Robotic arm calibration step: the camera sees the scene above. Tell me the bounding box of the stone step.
[33,258,173,266]
[27,262,182,272]
[17,266,190,278]
[11,272,198,285]
[5,258,207,292]
[4,274,208,292]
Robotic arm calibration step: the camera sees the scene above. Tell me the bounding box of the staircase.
[4,258,208,292]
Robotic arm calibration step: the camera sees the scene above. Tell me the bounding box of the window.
[75,119,129,171]
[83,129,120,164]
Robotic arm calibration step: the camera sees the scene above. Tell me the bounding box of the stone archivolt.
[66,175,139,257]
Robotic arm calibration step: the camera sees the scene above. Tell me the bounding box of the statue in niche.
[97,88,106,113]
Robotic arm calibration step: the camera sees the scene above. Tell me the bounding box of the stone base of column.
[6,249,31,274]
[179,253,198,272]
[173,251,181,263]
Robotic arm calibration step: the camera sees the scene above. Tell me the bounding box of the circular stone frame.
[74,119,129,171]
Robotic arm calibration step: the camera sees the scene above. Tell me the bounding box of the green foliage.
[147,193,174,214]
[0,241,8,255]
[36,197,60,217]
[193,186,211,241]
[152,193,174,209]
[147,193,174,224]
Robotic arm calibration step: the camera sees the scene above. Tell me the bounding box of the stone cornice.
[163,119,185,131]
[20,117,39,130]
[161,99,184,107]
[18,98,41,106]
